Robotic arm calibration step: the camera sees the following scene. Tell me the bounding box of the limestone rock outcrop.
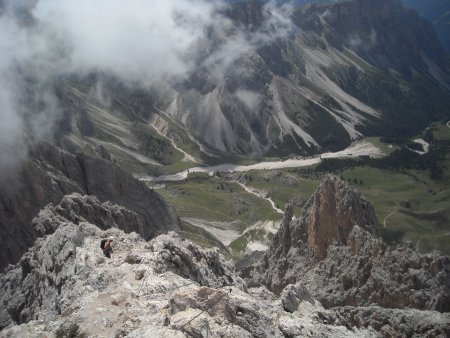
[149,233,244,289]
[0,198,374,337]
[335,306,450,338]
[298,174,378,260]
[32,193,145,238]
[305,225,450,312]
[281,282,315,314]
[238,174,450,336]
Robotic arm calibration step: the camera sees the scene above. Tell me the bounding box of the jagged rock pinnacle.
[302,174,378,259]
[237,174,450,336]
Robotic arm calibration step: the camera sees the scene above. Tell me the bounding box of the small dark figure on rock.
[100,237,114,258]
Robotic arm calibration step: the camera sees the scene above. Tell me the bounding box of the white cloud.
[0,0,224,171]
[235,89,263,112]
[0,85,26,173]
[0,0,293,171]
[32,0,221,84]
[201,0,293,83]
[348,29,377,51]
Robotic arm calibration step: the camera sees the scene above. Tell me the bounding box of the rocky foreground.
[0,175,449,337]
[0,192,374,337]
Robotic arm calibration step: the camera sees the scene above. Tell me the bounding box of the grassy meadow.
[150,122,450,256]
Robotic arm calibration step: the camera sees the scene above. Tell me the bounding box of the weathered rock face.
[301,175,378,259]
[0,142,180,271]
[281,282,315,313]
[246,175,379,293]
[335,305,450,338]
[237,174,450,335]
[149,233,242,289]
[308,225,450,311]
[31,193,145,238]
[0,200,375,337]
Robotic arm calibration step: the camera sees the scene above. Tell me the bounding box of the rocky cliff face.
[226,0,264,31]
[31,194,145,238]
[237,174,450,336]
[295,0,448,74]
[402,0,450,53]
[299,175,378,260]
[0,196,376,337]
[0,143,180,271]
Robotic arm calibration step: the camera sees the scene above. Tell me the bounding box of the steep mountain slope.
[232,0,450,53]
[35,0,450,166]
[53,80,205,175]
[161,0,450,157]
[0,143,180,271]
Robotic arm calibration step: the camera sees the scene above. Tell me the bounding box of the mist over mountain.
[0,0,228,171]
[142,0,449,157]
[0,0,449,171]
[227,0,450,53]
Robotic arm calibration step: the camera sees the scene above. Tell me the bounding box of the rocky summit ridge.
[1,175,449,337]
[0,191,374,338]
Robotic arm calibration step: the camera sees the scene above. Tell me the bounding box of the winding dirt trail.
[383,212,395,227]
[234,181,285,215]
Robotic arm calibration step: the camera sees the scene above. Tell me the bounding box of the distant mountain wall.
[402,0,450,52]
[227,0,450,53]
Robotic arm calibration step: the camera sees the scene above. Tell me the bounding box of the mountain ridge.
[49,0,450,164]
